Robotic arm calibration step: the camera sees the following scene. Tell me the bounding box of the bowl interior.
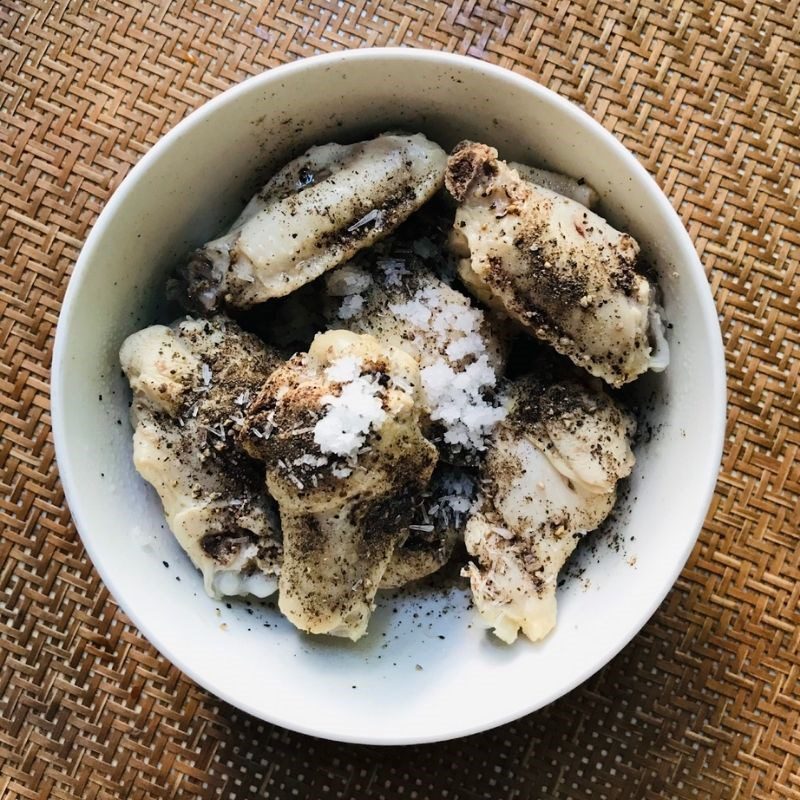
[53,50,724,744]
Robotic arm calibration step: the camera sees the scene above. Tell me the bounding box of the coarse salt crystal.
[389,298,431,327]
[445,332,485,361]
[444,496,472,514]
[420,356,504,450]
[326,264,372,296]
[338,294,365,320]
[313,374,386,458]
[378,257,410,287]
[293,454,328,468]
[324,355,362,383]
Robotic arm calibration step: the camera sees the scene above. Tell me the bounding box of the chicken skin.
[239,330,438,640]
[179,133,447,312]
[510,162,599,209]
[463,376,636,643]
[446,141,669,387]
[120,316,284,599]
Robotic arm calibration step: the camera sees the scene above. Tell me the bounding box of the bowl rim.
[51,47,727,745]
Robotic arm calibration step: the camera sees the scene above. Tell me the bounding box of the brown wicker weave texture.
[1,1,798,798]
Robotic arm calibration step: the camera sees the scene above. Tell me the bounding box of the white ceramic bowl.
[52,49,726,745]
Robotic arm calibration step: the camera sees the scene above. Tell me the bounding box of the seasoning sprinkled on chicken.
[446,141,669,387]
[463,376,636,643]
[120,130,669,645]
[325,251,510,461]
[178,133,447,313]
[120,316,284,599]
[381,466,476,588]
[239,330,438,640]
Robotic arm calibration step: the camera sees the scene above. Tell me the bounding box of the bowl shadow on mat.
[202,587,724,796]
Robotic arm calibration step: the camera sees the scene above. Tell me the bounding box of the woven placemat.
[1,1,798,798]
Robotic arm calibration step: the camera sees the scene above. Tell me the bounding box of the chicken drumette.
[179,133,447,313]
[239,330,438,640]
[120,316,284,599]
[446,141,669,388]
[463,376,636,643]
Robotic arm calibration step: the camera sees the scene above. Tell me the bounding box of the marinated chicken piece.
[120,316,284,599]
[464,376,636,643]
[179,133,447,312]
[380,466,476,588]
[446,141,669,387]
[240,330,438,640]
[325,252,508,460]
[509,162,599,208]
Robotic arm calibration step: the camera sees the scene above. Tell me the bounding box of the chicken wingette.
[179,133,447,312]
[446,141,669,387]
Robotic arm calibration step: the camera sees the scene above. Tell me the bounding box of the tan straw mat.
[1,1,798,798]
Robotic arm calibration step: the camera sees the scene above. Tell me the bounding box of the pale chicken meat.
[464,376,636,643]
[239,330,438,640]
[509,162,599,209]
[120,316,284,599]
[324,252,509,460]
[446,141,669,387]
[179,133,447,312]
[380,466,476,588]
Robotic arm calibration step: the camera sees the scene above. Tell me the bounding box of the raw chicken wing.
[240,330,437,640]
[464,376,636,643]
[120,316,284,599]
[446,141,669,387]
[179,133,447,312]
